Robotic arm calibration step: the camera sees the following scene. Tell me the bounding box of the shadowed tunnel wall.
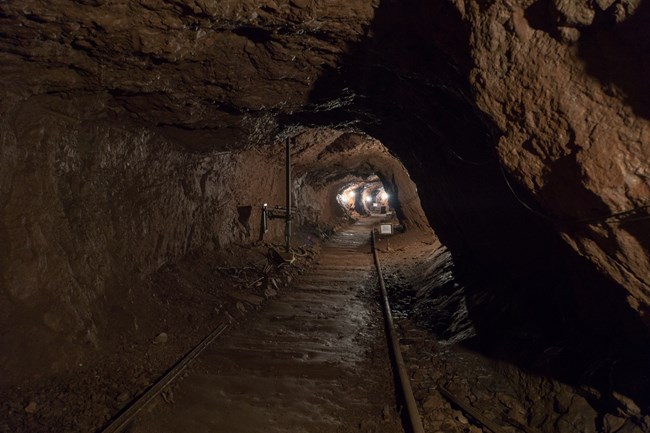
[1,0,650,404]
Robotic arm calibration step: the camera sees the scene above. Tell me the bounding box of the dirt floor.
[129,216,404,433]
[4,216,649,433]
[0,238,320,433]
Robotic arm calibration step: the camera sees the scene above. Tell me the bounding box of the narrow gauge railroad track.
[99,216,404,433]
[101,218,512,433]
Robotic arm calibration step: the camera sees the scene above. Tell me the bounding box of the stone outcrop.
[0,0,374,146]
[456,0,650,322]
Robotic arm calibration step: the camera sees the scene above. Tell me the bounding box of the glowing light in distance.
[365,195,372,202]
[381,192,389,200]
[347,191,356,198]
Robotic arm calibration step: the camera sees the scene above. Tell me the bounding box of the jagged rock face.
[1,0,650,378]
[0,93,294,378]
[0,96,421,381]
[456,0,650,319]
[0,1,397,380]
[0,0,375,148]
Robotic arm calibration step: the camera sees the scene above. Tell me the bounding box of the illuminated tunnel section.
[3,2,650,431]
[337,179,392,217]
[290,129,431,236]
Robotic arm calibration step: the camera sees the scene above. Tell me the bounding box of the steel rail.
[97,323,229,433]
[371,229,426,433]
[438,385,509,433]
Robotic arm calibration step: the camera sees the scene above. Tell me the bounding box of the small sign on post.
[380,223,393,235]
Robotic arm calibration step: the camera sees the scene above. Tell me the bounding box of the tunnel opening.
[289,1,650,430]
[336,178,392,219]
[0,123,440,433]
[288,129,431,241]
[1,1,650,432]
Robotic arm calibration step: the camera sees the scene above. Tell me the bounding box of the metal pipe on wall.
[285,138,291,253]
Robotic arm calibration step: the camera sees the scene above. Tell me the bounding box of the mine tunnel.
[1,1,650,433]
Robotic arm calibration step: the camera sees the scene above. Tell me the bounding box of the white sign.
[380,224,393,235]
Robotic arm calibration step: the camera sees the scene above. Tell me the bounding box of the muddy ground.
[129,217,404,433]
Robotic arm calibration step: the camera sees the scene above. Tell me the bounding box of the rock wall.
[0,93,291,380]
[456,0,650,323]
[2,0,650,380]
[0,92,424,381]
